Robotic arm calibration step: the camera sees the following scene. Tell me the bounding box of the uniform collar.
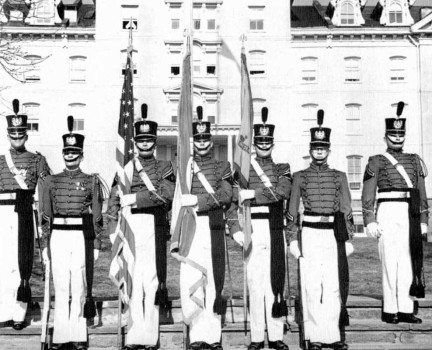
[255,155,273,164]
[10,147,27,155]
[63,168,82,176]
[387,148,403,154]
[194,152,213,162]
[138,155,155,162]
[309,162,329,171]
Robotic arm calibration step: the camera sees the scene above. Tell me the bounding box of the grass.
[30,236,432,300]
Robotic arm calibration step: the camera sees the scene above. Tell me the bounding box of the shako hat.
[192,106,211,140]
[310,109,331,148]
[253,107,275,143]
[6,99,28,136]
[62,116,85,153]
[134,104,158,140]
[385,101,406,135]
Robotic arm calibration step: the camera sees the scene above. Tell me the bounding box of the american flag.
[109,39,136,308]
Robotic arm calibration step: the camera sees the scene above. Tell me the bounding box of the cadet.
[287,110,354,350]
[362,102,429,324]
[232,107,292,350]
[179,106,236,350]
[106,104,175,350]
[41,116,103,350]
[0,99,50,330]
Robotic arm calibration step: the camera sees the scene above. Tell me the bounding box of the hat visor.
[8,127,27,134]
[134,135,157,141]
[193,134,212,140]
[254,136,274,143]
[386,130,406,136]
[63,146,83,153]
[310,141,330,148]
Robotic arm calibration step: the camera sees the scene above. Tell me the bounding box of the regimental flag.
[170,36,207,324]
[109,37,136,309]
[233,48,254,259]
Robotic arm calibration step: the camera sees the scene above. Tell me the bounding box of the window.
[303,155,311,168]
[24,55,41,82]
[302,103,318,135]
[194,19,201,30]
[68,103,86,131]
[344,57,360,82]
[171,19,180,29]
[353,213,364,234]
[389,56,406,82]
[122,5,138,30]
[347,155,362,190]
[207,19,216,30]
[208,116,216,124]
[22,103,40,133]
[207,65,216,76]
[345,104,361,134]
[171,115,178,124]
[252,98,266,123]
[249,6,264,31]
[193,59,201,76]
[69,56,86,82]
[249,50,265,76]
[171,66,180,76]
[389,3,403,24]
[341,2,355,25]
[391,102,408,116]
[34,0,54,25]
[301,57,318,82]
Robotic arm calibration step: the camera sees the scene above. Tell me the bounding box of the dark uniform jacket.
[41,168,103,249]
[362,148,429,226]
[286,162,354,243]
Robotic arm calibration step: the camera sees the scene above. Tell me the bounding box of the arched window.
[347,155,362,190]
[389,56,406,82]
[22,103,40,133]
[249,50,265,76]
[69,56,87,82]
[341,2,355,25]
[389,2,403,24]
[68,103,86,131]
[344,57,361,82]
[301,57,318,82]
[345,103,362,135]
[24,55,42,82]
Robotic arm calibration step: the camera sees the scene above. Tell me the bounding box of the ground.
[30,236,432,300]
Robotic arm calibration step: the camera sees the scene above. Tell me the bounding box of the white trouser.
[50,229,87,343]
[0,205,27,323]
[247,209,285,343]
[301,226,341,344]
[126,212,159,346]
[377,201,413,314]
[180,215,221,344]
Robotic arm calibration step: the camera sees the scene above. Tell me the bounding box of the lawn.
[30,236,432,300]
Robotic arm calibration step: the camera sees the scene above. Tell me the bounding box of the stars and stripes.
[109,40,136,309]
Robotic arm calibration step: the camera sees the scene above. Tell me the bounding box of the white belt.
[303,215,334,223]
[0,193,16,200]
[53,217,83,225]
[251,206,269,214]
[378,191,410,199]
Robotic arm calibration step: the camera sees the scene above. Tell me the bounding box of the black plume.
[317,109,324,127]
[261,107,268,123]
[141,104,148,120]
[12,99,19,115]
[397,101,405,117]
[197,106,203,121]
[67,116,74,133]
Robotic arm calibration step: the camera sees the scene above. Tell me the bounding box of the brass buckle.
[320,216,329,223]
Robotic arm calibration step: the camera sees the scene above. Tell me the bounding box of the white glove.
[367,222,382,238]
[120,194,137,207]
[345,242,354,257]
[289,240,301,259]
[94,249,99,261]
[239,189,255,204]
[421,223,428,235]
[233,231,245,247]
[181,194,198,207]
[42,248,49,263]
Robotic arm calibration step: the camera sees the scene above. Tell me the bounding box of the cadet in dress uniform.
[231,108,291,350]
[179,106,236,350]
[41,116,103,350]
[286,110,354,350]
[0,99,50,330]
[106,104,175,350]
[362,102,429,325]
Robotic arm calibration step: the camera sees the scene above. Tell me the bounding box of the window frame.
[347,155,363,191]
[345,103,362,135]
[68,103,86,131]
[340,1,355,25]
[69,56,87,83]
[24,55,42,82]
[389,56,407,83]
[301,57,318,83]
[22,102,40,134]
[344,56,361,83]
[302,103,319,135]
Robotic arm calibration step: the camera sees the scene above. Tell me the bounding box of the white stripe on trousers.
[247,214,285,342]
[301,226,341,344]
[180,215,221,344]
[125,212,159,346]
[0,205,27,323]
[51,229,87,343]
[377,201,414,314]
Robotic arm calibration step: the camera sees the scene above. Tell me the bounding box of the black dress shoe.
[189,342,209,350]
[332,341,349,350]
[49,344,65,350]
[248,342,264,350]
[398,312,422,324]
[12,322,25,330]
[145,347,157,350]
[268,340,289,349]
[73,342,88,350]
[382,312,399,324]
[209,342,223,350]
[121,346,137,350]
[310,343,322,350]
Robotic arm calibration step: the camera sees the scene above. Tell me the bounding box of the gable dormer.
[330,0,365,27]
[379,0,414,26]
